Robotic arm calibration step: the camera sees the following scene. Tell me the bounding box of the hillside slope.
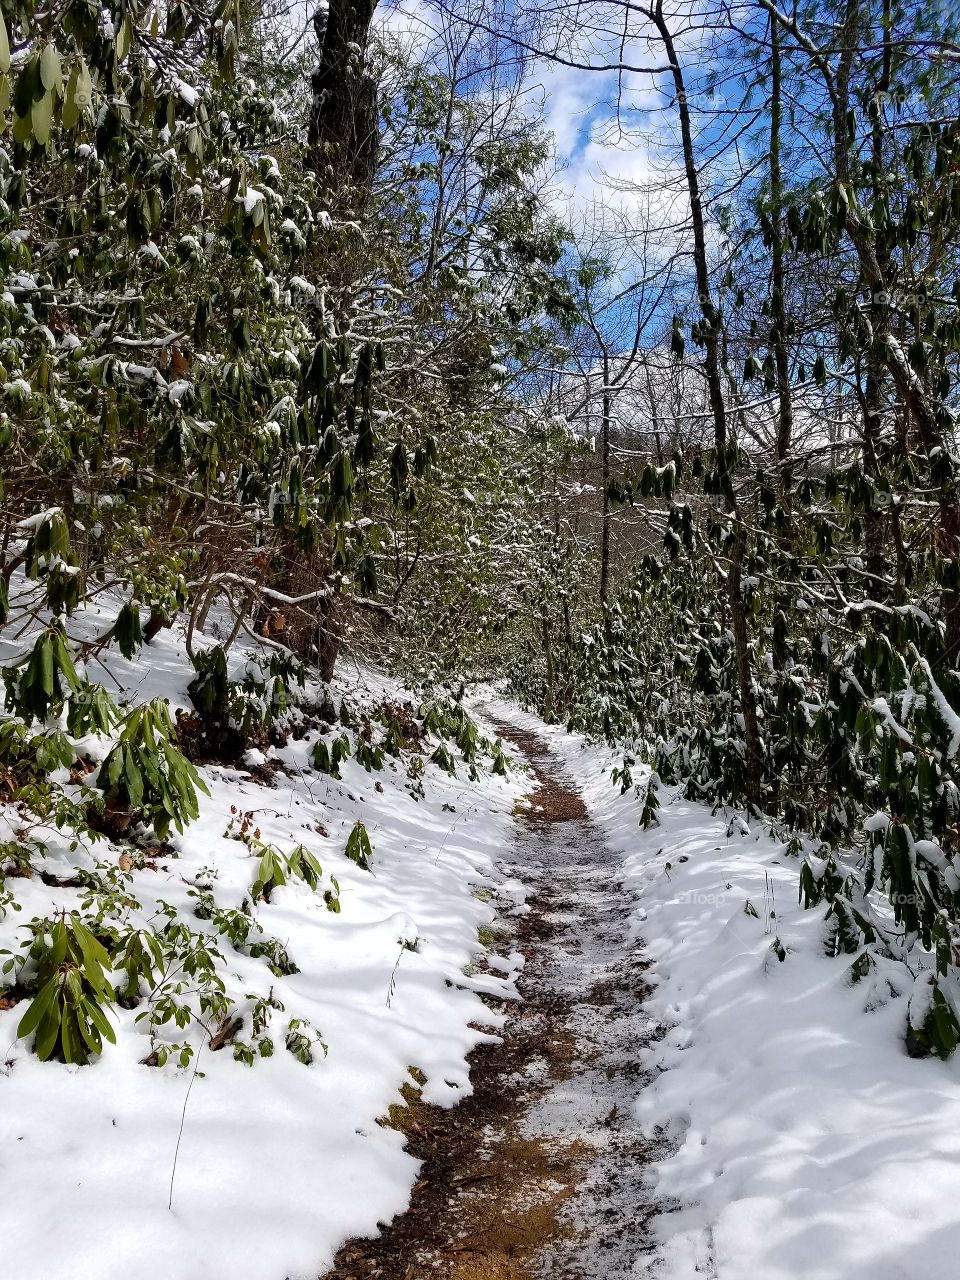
[0,619,526,1280]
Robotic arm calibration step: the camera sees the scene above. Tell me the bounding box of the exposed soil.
[320,718,662,1280]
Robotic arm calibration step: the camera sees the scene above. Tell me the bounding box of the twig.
[168,1037,204,1212]
[386,944,405,1008]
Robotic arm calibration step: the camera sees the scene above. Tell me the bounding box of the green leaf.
[13,61,36,118]
[60,1010,82,1063]
[51,631,80,692]
[35,1007,61,1061]
[115,16,133,63]
[76,1006,102,1055]
[11,110,31,146]
[104,747,123,789]
[71,918,113,998]
[124,751,144,808]
[61,65,80,130]
[345,821,372,870]
[39,45,62,96]
[115,602,143,660]
[49,919,68,968]
[75,60,93,107]
[38,636,54,697]
[16,978,58,1039]
[85,998,116,1045]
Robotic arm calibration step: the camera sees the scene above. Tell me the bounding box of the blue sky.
[377,0,677,219]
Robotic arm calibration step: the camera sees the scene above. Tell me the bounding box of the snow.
[138,241,168,267]
[870,695,912,743]
[0,618,527,1280]
[480,695,960,1280]
[7,632,960,1278]
[240,187,265,215]
[919,657,960,758]
[16,506,62,532]
[167,379,192,405]
[863,811,892,833]
[173,78,199,108]
[288,275,316,296]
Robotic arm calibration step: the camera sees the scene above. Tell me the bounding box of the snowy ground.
[6,637,960,1280]
[491,719,658,1278]
[0,620,527,1280]
[484,698,960,1280]
[320,713,660,1278]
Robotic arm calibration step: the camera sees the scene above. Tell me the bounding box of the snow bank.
[0,629,527,1280]
[483,698,960,1280]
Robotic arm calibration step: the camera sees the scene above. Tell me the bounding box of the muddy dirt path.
[322,721,661,1280]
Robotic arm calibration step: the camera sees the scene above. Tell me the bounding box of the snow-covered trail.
[324,716,662,1279]
[500,719,662,1279]
[328,698,960,1280]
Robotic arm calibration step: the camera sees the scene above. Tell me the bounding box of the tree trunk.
[824,0,960,664]
[317,597,341,684]
[309,0,380,192]
[769,19,793,479]
[654,0,763,806]
[285,2,381,684]
[857,0,890,602]
[144,609,168,643]
[653,3,727,451]
[542,611,555,724]
[600,352,612,605]
[728,524,763,807]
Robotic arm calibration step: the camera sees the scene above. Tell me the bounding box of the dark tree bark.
[542,610,555,724]
[600,359,612,607]
[653,0,763,807]
[317,597,341,684]
[860,0,892,605]
[287,2,381,680]
[768,19,793,478]
[825,0,960,662]
[309,0,380,192]
[652,4,727,453]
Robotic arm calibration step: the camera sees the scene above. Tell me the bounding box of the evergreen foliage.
[5,0,960,1067]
